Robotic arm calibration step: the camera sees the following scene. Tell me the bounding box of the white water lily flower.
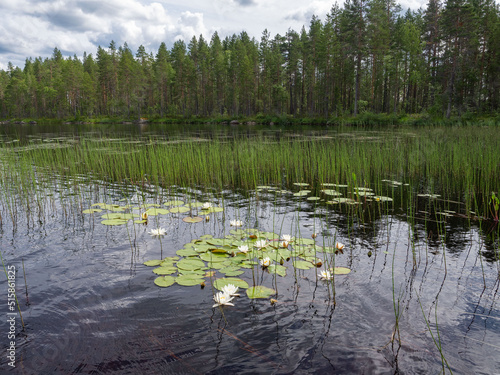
[149,227,167,236]
[221,284,240,296]
[230,219,243,227]
[335,242,344,250]
[238,245,249,253]
[279,240,289,248]
[254,240,267,249]
[281,234,293,243]
[260,257,271,267]
[319,270,333,280]
[201,202,212,210]
[212,291,235,308]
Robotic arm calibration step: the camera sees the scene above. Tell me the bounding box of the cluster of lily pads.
[256,182,394,205]
[143,226,351,305]
[82,200,224,226]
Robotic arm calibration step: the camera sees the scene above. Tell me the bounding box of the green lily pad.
[153,266,178,275]
[176,248,199,257]
[293,190,311,197]
[154,276,175,287]
[307,196,321,201]
[101,219,129,226]
[101,213,135,220]
[178,268,205,275]
[213,277,249,290]
[207,261,232,269]
[199,252,228,262]
[145,208,170,215]
[373,196,393,202]
[164,200,184,206]
[83,208,102,214]
[223,270,245,276]
[321,189,342,196]
[295,237,316,246]
[206,207,224,213]
[293,182,310,187]
[268,264,287,277]
[332,267,351,275]
[183,216,203,223]
[144,259,163,267]
[169,206,190,213]
[246,285,276,299]
[175,274,205,286]
[293,260,315,270]
[176,258,206,271]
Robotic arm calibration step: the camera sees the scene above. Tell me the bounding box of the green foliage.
[0,1,499,120]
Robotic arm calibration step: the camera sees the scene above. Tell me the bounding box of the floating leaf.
[293,182,309,187]
[183,216,203,223]
[207,261,232,269]
[373,196,393,202]
[321,189,342,196]
[246,286,276,299]
[213,277,249,290]
[199,252,228,262]
[295,237,316,246]
[154,276,175,287]
[206,207,224,213]
[307,196,321,201]
[143,260,163,267]
[145,208,170,215]
[223,269,245,276]
[175,274,205,286]
[101,213,135,220]
[153,267,177,275]
[176,258,206,271]
[175,248,199,257]
[101,219,129,226]
[169,206,190,213]
[293,190,311,197]
[268,264,287,277]
[83,208,102,214]
[164,200,184,206]
[293,260,315,270]
[332,267,351,275]
[178,269,205,275]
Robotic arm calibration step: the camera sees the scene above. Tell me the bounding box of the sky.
[0,0,426,71]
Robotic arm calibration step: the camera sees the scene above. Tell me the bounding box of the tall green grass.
[0,125,498,225]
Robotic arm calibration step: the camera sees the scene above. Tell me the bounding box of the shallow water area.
[0,123,499,374]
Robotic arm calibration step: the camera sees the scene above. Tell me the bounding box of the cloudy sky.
[0,0,426,70]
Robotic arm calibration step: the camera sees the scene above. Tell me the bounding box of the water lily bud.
[270,298,277,305]
[141,212,148,220]
[315,261,323,267]
[312,233,317,239]
[205,215,210,222]
[367,251,372,257]
[200,281,205,289]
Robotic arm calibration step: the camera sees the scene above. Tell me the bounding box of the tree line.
[0,0,499,121]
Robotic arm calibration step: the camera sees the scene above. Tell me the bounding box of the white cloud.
[0,0,426,69]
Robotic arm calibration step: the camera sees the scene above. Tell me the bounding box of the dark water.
[0,123,499,374]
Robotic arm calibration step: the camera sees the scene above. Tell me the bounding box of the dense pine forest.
[0,0,499,122]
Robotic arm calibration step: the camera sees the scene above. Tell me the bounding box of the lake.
[0,122,499,374]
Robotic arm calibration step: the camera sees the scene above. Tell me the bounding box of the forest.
[0,0,499,122]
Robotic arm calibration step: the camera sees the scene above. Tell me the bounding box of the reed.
[0,125,498,228]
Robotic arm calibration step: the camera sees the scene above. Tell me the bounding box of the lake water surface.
[0,122,499,374]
